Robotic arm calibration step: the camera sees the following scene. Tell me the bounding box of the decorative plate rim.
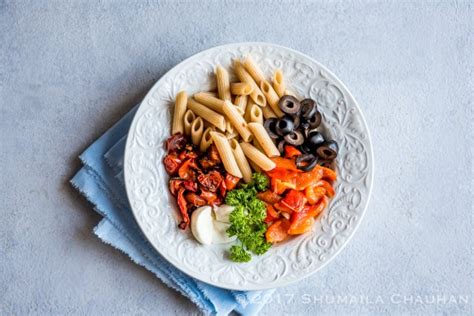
[124,42,374,290]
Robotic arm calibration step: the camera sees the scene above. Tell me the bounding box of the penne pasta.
[233,60,266,107]
[194,92,225,114]
[261,104,277,119]
[240,142,276,171]
[216,65,232,101]
[200,127,214,152]
[199,91,218,98]
[249,160,262,173]
[172,91,188,134]
[260,80,285,117]
[225,121,239,139]
[234,95,248,114]
[273,69,286,98]
[248,122,280,157]
[244,98,254,122]
[190,117,204,146]
[229,139,253,183]
[183,110,195,136]
[249,104,264,125]
[242,55,266,85]
[222,100,253,142]
[210,132,242,178]
[230,82,254,96]
[187,98,226,132]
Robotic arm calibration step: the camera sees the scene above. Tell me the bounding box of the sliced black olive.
[306,131,325,150]
[264,118,279,140]
[296,154,318,172]
[301,99,318,120]
[298,144,311,154]
[300,121,310,131]
[278,95,301,115]
[275,116,295,136]
[316,140,339,160]
[289,114,300,129]
[277,139,287,155]
[284,130,304,146]
[319,159,337,171]
[307,111,322,129]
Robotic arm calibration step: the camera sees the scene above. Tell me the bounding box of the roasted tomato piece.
[264,204,280,223]
[166,133,187,152]
[218,178,227,197]
[284,145,302,158]
[183,180,197,192]
[168,178,182,196]
[211,195,223,206]
[177,188,189,229]
[178,159,198,180]
[208,145,222,164]
[184,192,207,206]
[281,189,307,212]
[257,190,282,204]
[266,219,291,243]
[198,170,223,193]
[304,185,326,205]
[200,190,218,204]
[163,153,182,175]
[224,173,240,191]
[199,156,218,170]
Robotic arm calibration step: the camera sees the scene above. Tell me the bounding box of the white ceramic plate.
[124,43,373,290]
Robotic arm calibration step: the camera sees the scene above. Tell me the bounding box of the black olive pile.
[264,95,339,172]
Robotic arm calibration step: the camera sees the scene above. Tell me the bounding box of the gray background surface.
[1,1,472,315]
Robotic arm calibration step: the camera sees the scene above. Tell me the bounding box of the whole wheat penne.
[172,91,187,134]
[210,132,242,178]
[187,98,226,132]
[194,92,225,114]
[216,65,232,101]
[233,60,266,107]
[242,56,266,84]
[200,127,214,152]
[249,104,264,124]
[229,139,252,183]
[260,80,284,117]
[183,110,195,136]
[222,100,253,142]
[240,142,276,171]
[234,95,248,114]
[248,122,280,157]
[230,82,254,96]
[273,69,286,98]
[261,104,277,119]
[190,117,204,146]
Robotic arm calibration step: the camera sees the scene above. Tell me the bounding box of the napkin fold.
[70,105,274,315]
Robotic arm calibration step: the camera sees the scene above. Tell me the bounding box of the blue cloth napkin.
[70,105,274,315]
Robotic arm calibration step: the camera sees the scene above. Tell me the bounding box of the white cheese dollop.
[191,204,236,245]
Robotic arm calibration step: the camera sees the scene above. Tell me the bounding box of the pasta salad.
[163,56,339,262]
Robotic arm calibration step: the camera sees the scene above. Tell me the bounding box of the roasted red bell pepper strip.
[257,190,282,204]
[281,189,307,213]
[304,185,326,205]
[315,180,336,197]
[284,145,302,158]
[270,157,303,173]
[264,204,280,223]
[266,219,291,243]
[321,166,337,182]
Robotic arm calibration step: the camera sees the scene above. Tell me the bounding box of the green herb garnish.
[226,173,271,262]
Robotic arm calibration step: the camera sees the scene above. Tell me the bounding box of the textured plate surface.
[124,43,373,290]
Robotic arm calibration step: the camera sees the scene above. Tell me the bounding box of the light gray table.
[1,1,472,315]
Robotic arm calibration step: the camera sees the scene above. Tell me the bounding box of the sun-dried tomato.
[224,173,240,191]
[208,145,221,164]
[178,159,198,180]
[169,179,197,196]
[197,170,223,193]
[200,189,218,204]
[177,188,189,229]
[166,133,187,152]
[184,192,207,206]
[163,153,182,175]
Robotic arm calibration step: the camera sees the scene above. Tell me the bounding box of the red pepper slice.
[281,189,307,213]
[257,190,282,204]
[266,219,291,243]
[284,145,302,158]
[177,188,189,229]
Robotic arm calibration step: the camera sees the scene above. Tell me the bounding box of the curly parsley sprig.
[225,173,271,262]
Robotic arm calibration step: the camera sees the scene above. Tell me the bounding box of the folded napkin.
[71,105,274,315]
